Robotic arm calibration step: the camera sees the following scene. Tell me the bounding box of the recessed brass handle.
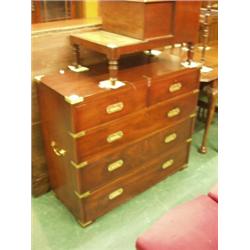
[108,159,124,172]
[165,133,177,144]
[167,107,181,118]
[109,188,123,200]
[107,131,124,143]
[51,141,66,157]
[106,102,124,114]
[169,82,182,93]
[162,159,174,169]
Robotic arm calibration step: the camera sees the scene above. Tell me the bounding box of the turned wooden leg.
[199,86,218,154]
[201,1,212,64]
[187,42,194,65]
[108,60,118,85]
[72,44,81,68]
[201,24,209,64]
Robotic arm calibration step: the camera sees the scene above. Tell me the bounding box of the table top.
[72,30,143,48]
[165,42,218,83]
[70,30,174,60]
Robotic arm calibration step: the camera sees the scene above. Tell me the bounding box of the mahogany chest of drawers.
[37,54,200,227]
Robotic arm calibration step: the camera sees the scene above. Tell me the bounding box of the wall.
[32,18,103,196]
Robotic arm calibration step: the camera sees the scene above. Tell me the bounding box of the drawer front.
[72,83,147,131]
[82,143,190,222]
[149,69,200,105]
[74,117,193,193]
[74,92,198,158]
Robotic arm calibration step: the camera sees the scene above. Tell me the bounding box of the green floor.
[32,117,218,250]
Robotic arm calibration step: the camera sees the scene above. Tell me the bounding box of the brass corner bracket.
[190,113,197,118]
[34,75,45,83]
[71,160,88,169]
[64,95,84,105]
[68,130,86,139]
[78,220,93,228]
[74,191,91,199]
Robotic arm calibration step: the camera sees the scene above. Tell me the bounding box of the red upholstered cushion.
[208,184,218,202]
[136,195,218,250]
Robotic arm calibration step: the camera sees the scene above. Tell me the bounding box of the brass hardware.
[107,131,124,143]
[107,43,118,48]
[68,65,89,73]
[64,94,84,105]
[181,164,188,169]
[109,188,123,200]
[169,82,182,93]
[190,113,196,118]
[34,75,44,83]
[78,220,93,228]
[51,141,66,157]
[106,102,124,114]
[108,160,124,172]
[165,133,177,144]
[186,138,192,143]
[71,161,88,169]
[167,107,181,118]
[162,159,174,169]
[193,89,199,94]
[68,130,86,139]
[74,191,90,199]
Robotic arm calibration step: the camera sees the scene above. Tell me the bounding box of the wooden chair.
[198,1,218,154]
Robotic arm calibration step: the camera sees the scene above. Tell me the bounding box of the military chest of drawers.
[37,53,200,227]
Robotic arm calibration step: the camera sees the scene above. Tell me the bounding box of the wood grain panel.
[75,117,193,193]
[74,92,198,159]
[83,143,190,222]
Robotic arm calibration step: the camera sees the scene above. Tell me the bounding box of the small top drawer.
[39,71,148,133]
[149,69,200,105]
[72,82,147,131]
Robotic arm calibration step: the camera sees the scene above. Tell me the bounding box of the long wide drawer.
[73,91,198,159]
[73,117,194,194]
[80,143,190,222]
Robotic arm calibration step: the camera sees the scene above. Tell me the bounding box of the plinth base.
[68,65,89,73]
[181,61,202,68]
[201,66,213,73]
[98,80,126,90]
[198,46,211,51]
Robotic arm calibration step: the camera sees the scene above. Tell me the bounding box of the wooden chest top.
[40,53,197,102]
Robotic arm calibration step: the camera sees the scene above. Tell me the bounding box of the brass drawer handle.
[109,188,123,200]
[162,159,174,169]
[50,141,66,157]
[107,131,124,143]
[164,133,177,144]
[108,159,124,172]
[169,82,182,93]
[167,107,181,118]
[106,102,124,114]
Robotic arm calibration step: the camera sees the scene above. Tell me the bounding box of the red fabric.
[136,195,218,250]
[208,184,218,203]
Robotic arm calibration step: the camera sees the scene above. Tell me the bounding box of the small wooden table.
[197,43,218,154]
[70,30,175,86]
[70,1,201,88]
